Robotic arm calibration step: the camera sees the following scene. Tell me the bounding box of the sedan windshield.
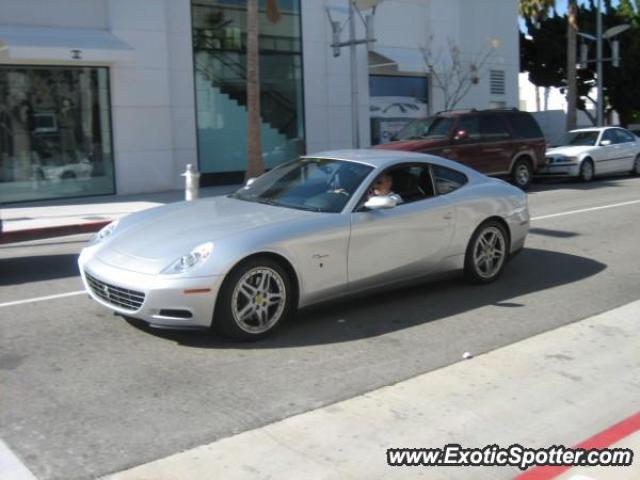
[230,158,373,213]
[394,117,453,141]
[566,131,600,146]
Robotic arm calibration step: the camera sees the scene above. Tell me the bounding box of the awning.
[369,47,426,74]
[0,25,135,64]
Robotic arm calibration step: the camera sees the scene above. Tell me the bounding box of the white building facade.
[0,0,519,204]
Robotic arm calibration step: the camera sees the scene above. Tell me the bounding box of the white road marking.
[2,199,639,310]
[0,440,37,480]
[532,199,640,221]
[0,290,86,309]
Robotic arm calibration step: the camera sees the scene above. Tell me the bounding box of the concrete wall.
[0,0,108,29]
[107,0,196,194]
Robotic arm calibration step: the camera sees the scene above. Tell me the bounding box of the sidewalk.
[0,185,238,244]
[106,300,640,480]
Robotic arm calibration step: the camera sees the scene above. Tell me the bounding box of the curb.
[0,220,111,245]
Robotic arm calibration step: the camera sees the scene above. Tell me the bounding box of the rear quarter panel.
[444,179,529,264]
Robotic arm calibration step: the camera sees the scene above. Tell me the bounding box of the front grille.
[85,272,145,311]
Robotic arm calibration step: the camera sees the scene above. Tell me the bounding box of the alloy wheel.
[581,161,594,182]
[473,226,507,280]
[231,267,287,334]
[515,164,530,188]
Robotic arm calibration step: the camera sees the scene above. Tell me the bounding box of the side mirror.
[245,177,257,187]
[453,130,468,142]
[364,195,398,210]
[600,139,612,146]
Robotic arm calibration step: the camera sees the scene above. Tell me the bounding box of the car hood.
[373,138,450,151]
[546,145,594,157]
[96,196,315,274]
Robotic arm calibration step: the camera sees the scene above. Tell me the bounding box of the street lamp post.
[327,0,380,148]
[578,0,629,126]
[596,0,603,126]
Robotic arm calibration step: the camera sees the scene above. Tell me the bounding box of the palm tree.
[520,0,578,130]
[519,0,555,21]
[245,0,262,180]
[245,0,281,180]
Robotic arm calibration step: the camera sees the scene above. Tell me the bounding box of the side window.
[431,165,468,195]
[360,164,435,208]
[614,129,635,143]
[479,115,511,141]
[388,165,434,204]
[507,113,543,139]
[456,115,482,142]
[601,129,617,145]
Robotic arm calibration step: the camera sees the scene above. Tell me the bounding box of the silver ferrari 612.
[79,150,530,340]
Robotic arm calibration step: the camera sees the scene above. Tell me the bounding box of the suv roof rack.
[435,108,477,115]
[480,107,521,112]
[435,107,521,115]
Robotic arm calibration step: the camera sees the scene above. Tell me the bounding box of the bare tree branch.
[421,36,496,111]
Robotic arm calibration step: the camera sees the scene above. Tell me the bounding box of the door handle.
[443,212,453,220]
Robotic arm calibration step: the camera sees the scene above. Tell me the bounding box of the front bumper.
[79,254,223,329]
[536,162,581,177]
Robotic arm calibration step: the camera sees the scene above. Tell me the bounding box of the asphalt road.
[1,176,640,480]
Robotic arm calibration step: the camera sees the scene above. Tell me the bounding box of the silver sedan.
[79,150,530,340]
[540,127,640,181]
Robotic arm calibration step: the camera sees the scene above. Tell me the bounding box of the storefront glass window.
[192,0,305,181]
[0,66,114,203]
[369,75,429,145]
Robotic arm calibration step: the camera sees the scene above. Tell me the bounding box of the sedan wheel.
[464,221,508,284]
[214,258,293,340]
[511,159,532,191]
[580,159,594,182]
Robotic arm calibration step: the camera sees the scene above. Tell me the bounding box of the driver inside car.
[368,172,403,204]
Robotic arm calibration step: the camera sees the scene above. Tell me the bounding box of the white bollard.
[182,164,200,201]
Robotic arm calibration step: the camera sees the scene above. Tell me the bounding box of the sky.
[519,0,623,32]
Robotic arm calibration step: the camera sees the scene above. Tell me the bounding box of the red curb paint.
[0,221,111,244]
[515,411,640,480]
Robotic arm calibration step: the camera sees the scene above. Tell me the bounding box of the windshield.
[229,158,374,213]
[394,117,453,141]
[566,131,599,146]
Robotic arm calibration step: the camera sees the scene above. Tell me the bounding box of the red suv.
[374,109,546,190]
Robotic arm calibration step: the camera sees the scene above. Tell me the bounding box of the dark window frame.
[430,164,469,196]
[354,162,461,212]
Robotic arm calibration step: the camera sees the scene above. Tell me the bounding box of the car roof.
[303,149,482,177]
[570,127,611,133]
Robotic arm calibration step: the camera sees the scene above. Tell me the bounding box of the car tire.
[464,220,509,284]
[631,155,640,176]
[511,158,533,191]
[212,257,294,340]
[579,159,594,182]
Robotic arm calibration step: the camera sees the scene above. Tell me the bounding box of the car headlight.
[547,155,577,164]
[164,242,214,274]
[91,220,119,244]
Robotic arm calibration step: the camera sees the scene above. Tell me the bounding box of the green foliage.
[519,0,556,20]
[521,0,640,125]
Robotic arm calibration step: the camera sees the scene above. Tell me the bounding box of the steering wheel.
[330,188,350,196]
